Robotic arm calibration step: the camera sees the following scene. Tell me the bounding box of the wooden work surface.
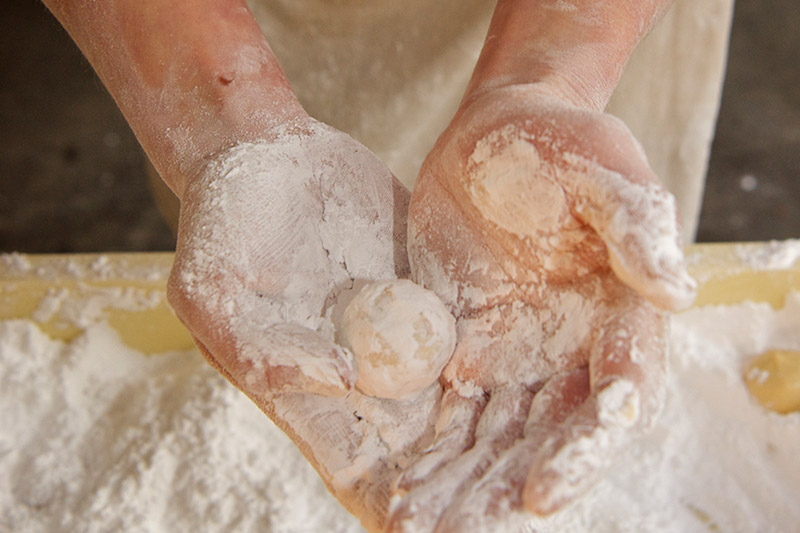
[1,242,799,354]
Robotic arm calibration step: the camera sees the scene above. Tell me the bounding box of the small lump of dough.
[340,280,456,400]
[744,349,800,414]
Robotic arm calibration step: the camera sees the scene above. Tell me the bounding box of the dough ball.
[744,349,800,414]
[340,280,456,400]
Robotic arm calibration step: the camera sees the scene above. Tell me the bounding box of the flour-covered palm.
[168,117,451,532]
[397,86,697,531]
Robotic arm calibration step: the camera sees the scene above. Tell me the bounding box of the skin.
[44,0,304,196]
[43,0,691,531]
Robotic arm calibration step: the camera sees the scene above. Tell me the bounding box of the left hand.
[391,85,696,530]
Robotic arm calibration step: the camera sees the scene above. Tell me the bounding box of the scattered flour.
[526,292,800,532]
[1,282,799,532]
[735,239,800,272]
[0,321,363,533]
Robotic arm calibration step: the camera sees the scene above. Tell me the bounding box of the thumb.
[168,266,357,400]
[572,164,697,311]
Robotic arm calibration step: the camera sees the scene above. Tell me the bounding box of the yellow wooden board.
[686,242,800,308]
[0,253,194,353]
[1,242,798,354]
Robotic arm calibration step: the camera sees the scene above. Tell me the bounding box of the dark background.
[1,0,798,253]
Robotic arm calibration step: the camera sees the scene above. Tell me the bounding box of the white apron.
[246,0,734,242]
[151,0,733,243]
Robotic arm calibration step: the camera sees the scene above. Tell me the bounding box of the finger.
[434,368,590,531]
[168,271,357,399]
[570,162,696,311]
[271,387,440,533]
[590,293,668,428]
[386,386,533,533]
[209,358,441,533]
[523,398,622,515]
[394,389,484,494]
[523,297,668,515]
[191,337,365,490]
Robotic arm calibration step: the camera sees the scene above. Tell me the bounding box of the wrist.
[157,84,307,200]
[112,1,308,198]
[44,0,308,199]
[462,0,674,111]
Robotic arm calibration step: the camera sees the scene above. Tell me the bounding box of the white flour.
[526,292,800,532]
[1,286,799,532]
[0,320,362,533]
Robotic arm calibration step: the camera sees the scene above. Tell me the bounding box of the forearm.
[43,0,304,197]
[464,0,674,111]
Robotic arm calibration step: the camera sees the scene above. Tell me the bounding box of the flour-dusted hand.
[395,84,696,531]
[167,117,430,531]
[169,118,406,398]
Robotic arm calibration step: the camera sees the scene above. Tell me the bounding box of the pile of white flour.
[0,322,360,533]
[1,289,799,532]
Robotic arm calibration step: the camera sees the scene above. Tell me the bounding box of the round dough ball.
[340,279,456,400]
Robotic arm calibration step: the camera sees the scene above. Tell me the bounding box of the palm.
[394,87,695,530]
[167,118,450,532]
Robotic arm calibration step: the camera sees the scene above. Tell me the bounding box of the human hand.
[167,115,449,532]
[167,113,412,390]
[395,85,696,530]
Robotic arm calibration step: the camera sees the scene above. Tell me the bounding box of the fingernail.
[597,379,639,428]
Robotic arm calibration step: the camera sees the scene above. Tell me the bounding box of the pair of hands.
[167,86,695,532]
